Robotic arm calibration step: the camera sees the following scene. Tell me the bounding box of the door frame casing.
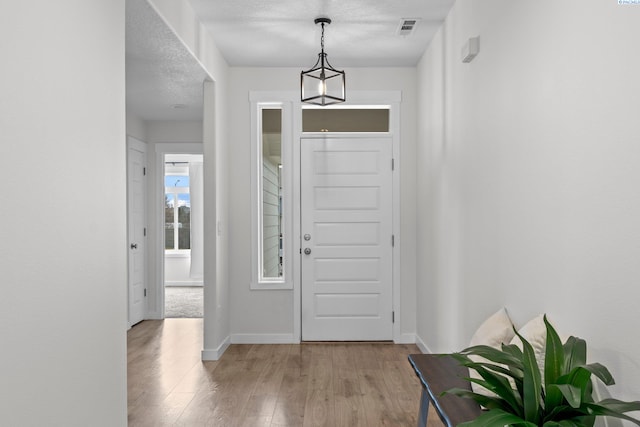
[150,142,204,320]
[293,90,403,343]
[249,90,403,343]
[127,135,148,329]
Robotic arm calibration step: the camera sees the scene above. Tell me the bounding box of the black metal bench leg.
[417,388,430,427]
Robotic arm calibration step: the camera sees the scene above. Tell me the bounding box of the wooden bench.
[408,354,482,427]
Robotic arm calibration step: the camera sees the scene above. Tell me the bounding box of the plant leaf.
[516,329,542,424]
[443,387,512,412]
[581,362,614,386]
[594,398,640,414]
[458,344,523,367]
[563,336,587,372]
[543,420,590,427]
[543,404,579,422]
[470,365,524,415]
[457,408,537,427]
[502,345,525,369]
[573,415,596,427]
[500,343,526,396]
[502,342,524,360]
[544,315,566,410]
[549,384,582,408]
[556,367,593,404]
[583,400,640,425]
[463,360,522,381]
[557,367,591,388]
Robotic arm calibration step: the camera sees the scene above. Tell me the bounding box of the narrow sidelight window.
[261,108,283,279]
[250,98,292,290]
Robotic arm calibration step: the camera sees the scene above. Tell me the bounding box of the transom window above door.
[302,107,390,132]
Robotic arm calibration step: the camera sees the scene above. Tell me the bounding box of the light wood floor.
[128,319,444,426]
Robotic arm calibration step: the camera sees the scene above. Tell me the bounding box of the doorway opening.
[164,153,204,318]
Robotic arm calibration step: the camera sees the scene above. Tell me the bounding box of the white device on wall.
[461,36,480,63]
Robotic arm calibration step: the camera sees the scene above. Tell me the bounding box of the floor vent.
[397,18,419,36]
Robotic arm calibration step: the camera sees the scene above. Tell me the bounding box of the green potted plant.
[446,315,640,426]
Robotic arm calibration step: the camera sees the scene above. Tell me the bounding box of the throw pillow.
[467,307,515,397]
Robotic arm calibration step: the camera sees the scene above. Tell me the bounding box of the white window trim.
[165,177,190,254]
[249,95,293,290]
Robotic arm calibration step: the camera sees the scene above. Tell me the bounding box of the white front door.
[127,137,147,327]
[301,136,393,341]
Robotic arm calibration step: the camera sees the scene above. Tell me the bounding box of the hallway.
[164,287,203,318]
[127,319,441,426]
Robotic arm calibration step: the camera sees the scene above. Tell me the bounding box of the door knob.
[130,243,138,249]
[304,248,311,255]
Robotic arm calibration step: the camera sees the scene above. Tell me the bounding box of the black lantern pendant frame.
[301,17,346,106]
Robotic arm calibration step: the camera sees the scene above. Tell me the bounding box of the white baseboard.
[145,311,163,320]
[202,335,231,361]
[165,281,203,287]
[415,334,432,354]
[395,333,416,344]
[231,333,298,344]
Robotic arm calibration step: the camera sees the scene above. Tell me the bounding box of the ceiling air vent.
[397,18,420,36]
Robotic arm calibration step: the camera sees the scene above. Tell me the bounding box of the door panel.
[314,222,380,246]
[314,294,380,317]
[128,138,146,327]
[301,136,392,341]
[314,186,380,210]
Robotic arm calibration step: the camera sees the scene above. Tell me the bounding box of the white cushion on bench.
[468,307,515,397]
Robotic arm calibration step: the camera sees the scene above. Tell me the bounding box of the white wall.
[147,0,231,358]
[165,255,203,286]
[416,0,640,407]
[146,120,203,143]
[127,111,147,142]
[0,1,127,425]
[228,67,418,340]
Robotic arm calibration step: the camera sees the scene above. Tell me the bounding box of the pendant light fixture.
[301,17,345,106]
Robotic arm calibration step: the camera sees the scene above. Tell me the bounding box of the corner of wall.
[396,333,417,345]
[415,334,432,354]
[202,335,231,361]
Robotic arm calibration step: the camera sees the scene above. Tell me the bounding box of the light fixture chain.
[320,22,325,53]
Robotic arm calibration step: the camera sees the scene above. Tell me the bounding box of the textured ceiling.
[126,0,209,121]
[188,0,455,67]
[125,0,455,122]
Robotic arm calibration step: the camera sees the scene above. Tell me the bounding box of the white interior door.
[127,137,147,327]
[301,136,393,341]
